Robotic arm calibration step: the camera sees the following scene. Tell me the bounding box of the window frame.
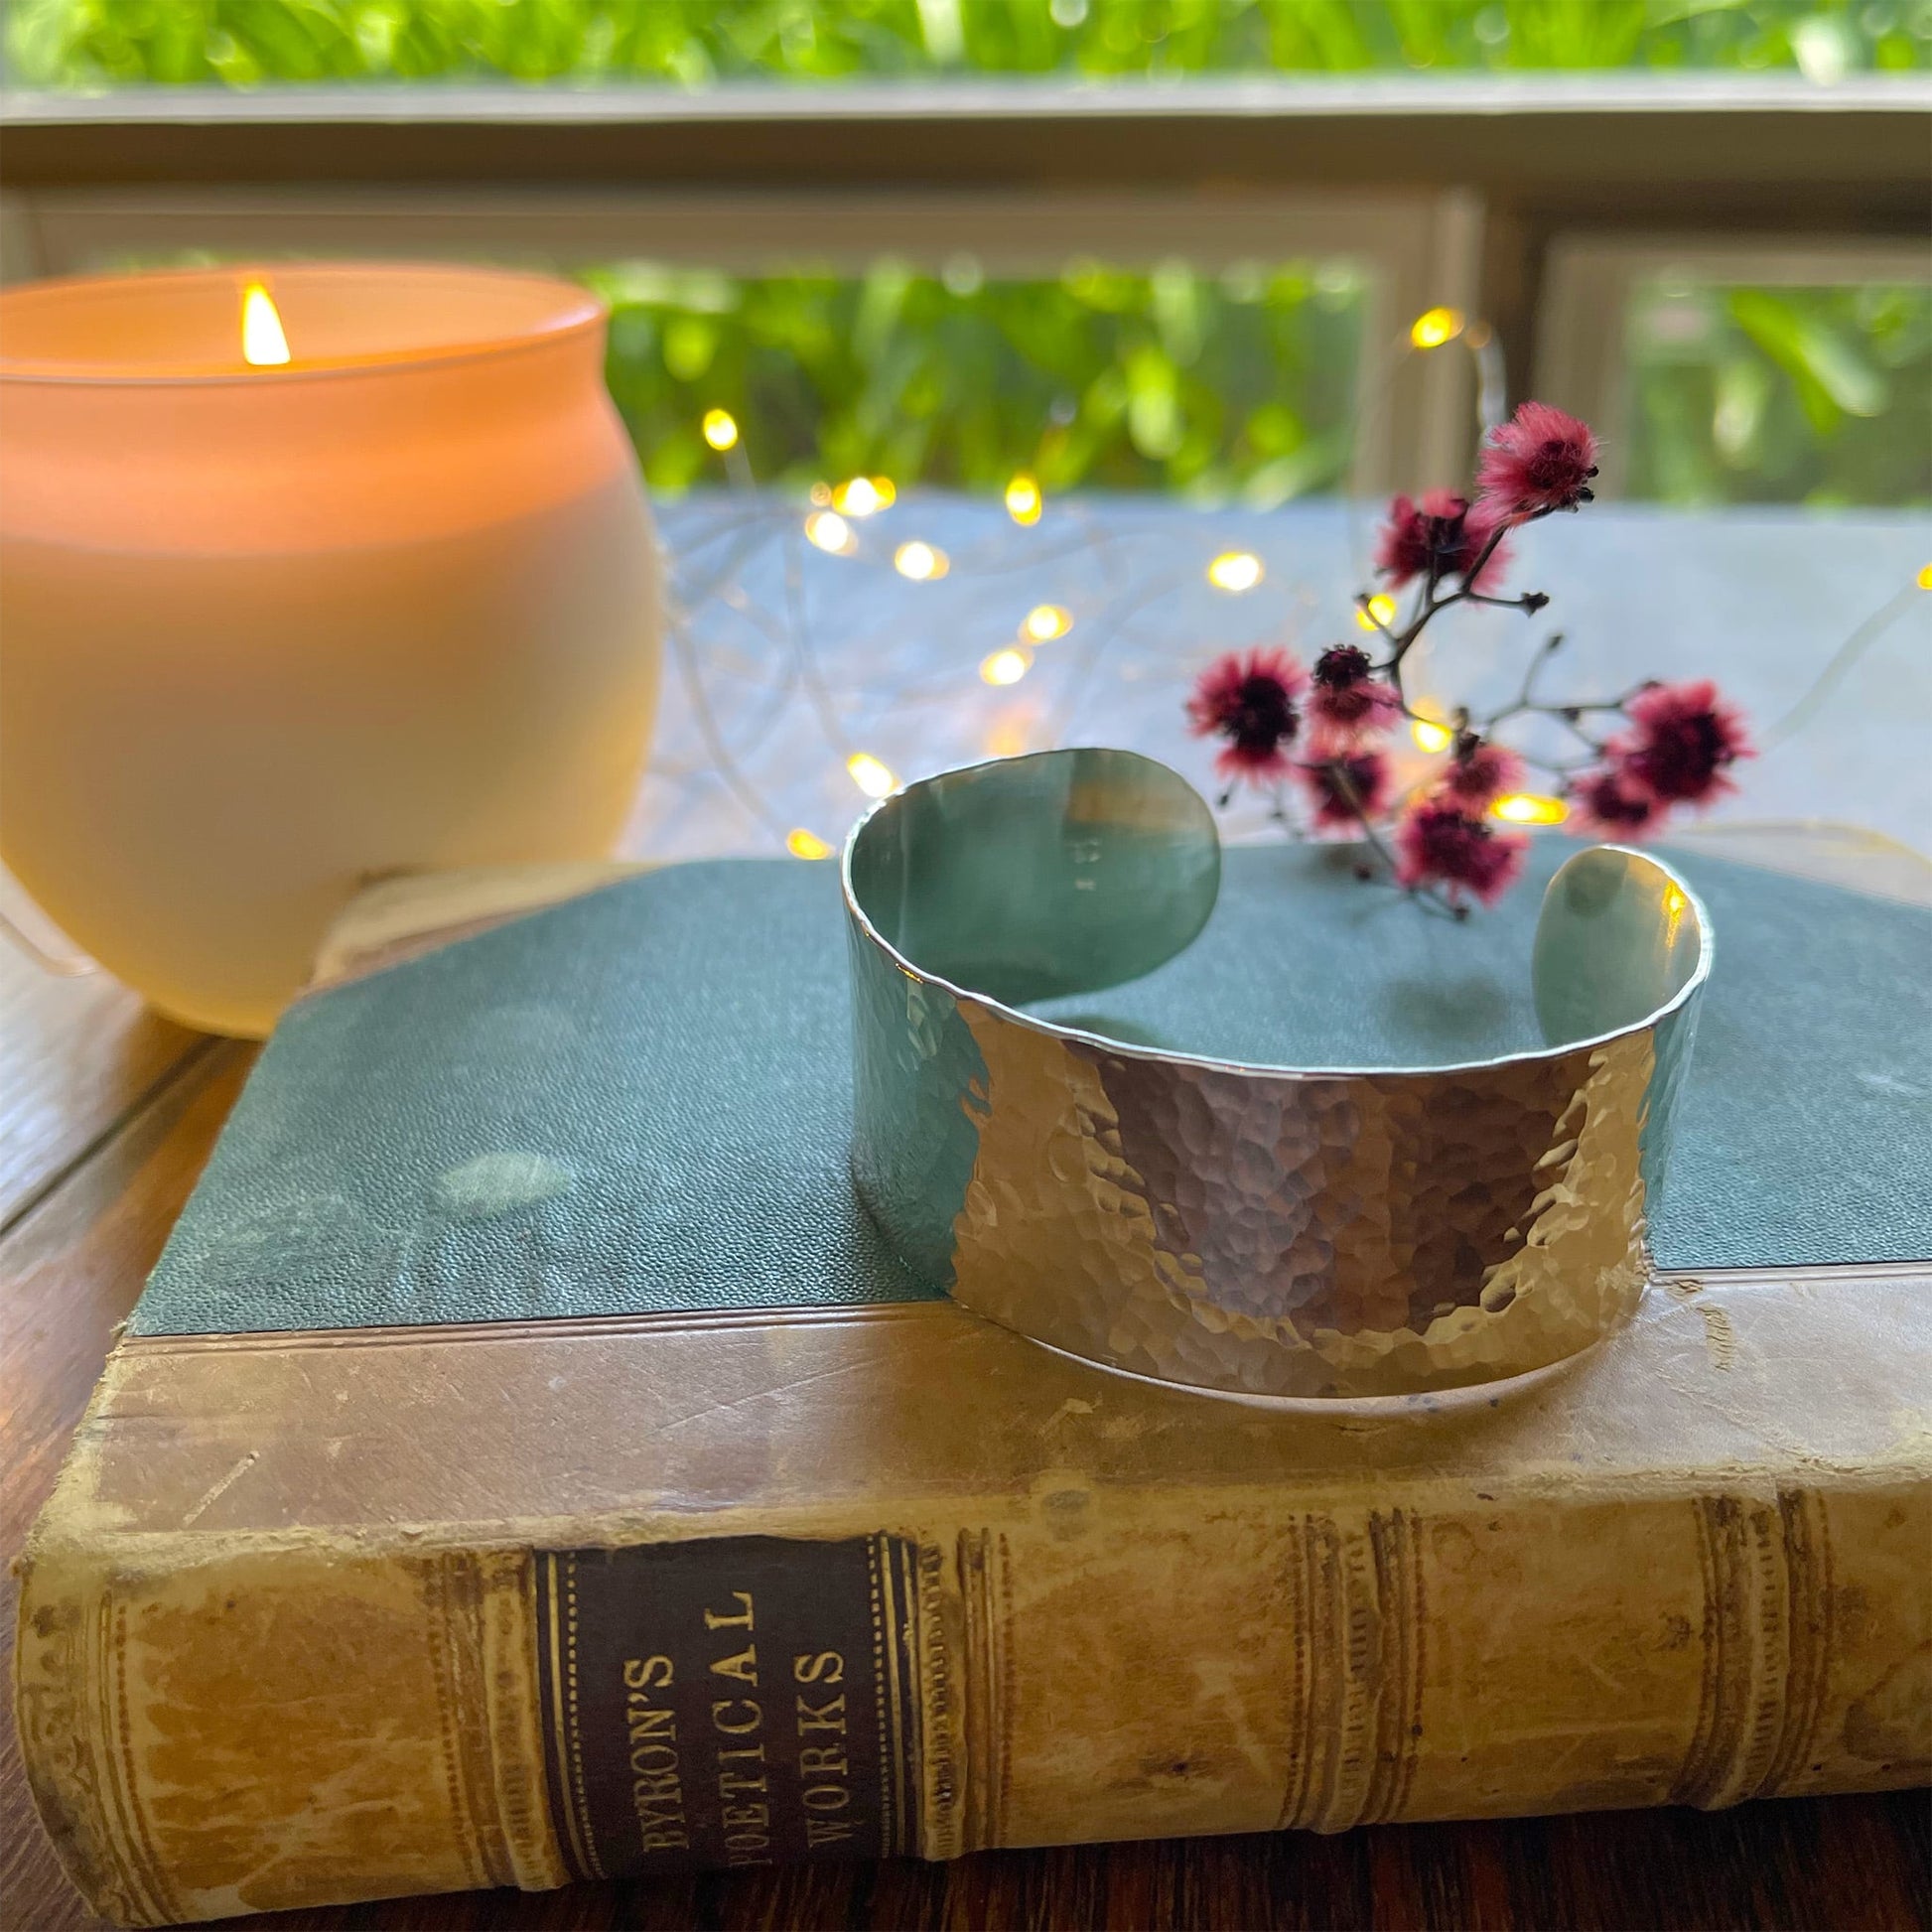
[1537,234,1932,498]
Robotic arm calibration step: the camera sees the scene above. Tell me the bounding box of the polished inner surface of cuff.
[846,749,1707,1072]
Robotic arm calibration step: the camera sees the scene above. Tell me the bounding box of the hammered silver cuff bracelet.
[843,747,1711,1404]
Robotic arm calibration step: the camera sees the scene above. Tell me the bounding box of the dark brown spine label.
[533,1535,922,1877]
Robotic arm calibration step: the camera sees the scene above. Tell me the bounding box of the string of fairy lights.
[662,299,1924,867]
[669,301,1562,858]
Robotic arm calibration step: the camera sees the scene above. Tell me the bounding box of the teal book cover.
[136,839,1931,1337]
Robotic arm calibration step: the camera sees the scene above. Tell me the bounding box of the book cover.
[16,839,1932,1926]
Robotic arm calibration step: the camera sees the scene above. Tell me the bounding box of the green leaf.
[1728,287,1886,430]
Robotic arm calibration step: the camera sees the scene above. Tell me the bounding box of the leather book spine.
[16,1379,1930,1926]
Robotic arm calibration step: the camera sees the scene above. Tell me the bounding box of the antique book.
[17,835,1931,1927]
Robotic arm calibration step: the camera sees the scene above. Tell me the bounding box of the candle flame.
[240,282,290,367]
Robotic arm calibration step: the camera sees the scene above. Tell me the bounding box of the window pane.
[1623,278,1932,507]
[589,259,1364,499]
[10,0,1926,88]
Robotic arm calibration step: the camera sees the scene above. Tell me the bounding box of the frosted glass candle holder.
[0,263,662,1035]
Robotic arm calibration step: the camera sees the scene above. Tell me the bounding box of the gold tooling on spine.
[1674,1487,1838,1809]
[543,1555,596,1882]
[102,1595,173,1926]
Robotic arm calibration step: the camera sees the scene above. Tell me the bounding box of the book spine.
[17,1469,1929,1927]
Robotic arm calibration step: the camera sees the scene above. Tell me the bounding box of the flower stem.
[1322,757,1463,919]
[1370,516,1544,685]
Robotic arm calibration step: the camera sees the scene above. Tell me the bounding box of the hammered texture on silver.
[943,1015,1653,1401]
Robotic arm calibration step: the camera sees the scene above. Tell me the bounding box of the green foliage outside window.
[600,263,1932,507]
[584,259,1364,500]
[9,0,1926,88]
[1626,282,1932,506]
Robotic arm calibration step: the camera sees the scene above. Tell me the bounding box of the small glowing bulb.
[240,281,290,366]
[847,753,897,798]
[981,646,1034,686]
[1491,793,1569,827]
[1356,593,1398,631]
[701,408,739,452]
[894,540,949,581]
[1206,551,1264,593]
[1023,604,1072,642]
[1411,712,1454,755]
[1410,306,1464,349]
[810,482,833,506]
[832,477,895,517]
[786,828,833,860]
[805,510,854,555]
[1918,563,1932,590]
[1005,473,1042,525]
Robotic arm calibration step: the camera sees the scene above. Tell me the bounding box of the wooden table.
[4,946,1928,1932]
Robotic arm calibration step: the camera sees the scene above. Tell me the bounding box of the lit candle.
[0,264,661,1035]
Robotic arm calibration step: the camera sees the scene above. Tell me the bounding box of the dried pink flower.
[1569,768,1665,840]
[1439,736,1526,811]
[1615,678,1753,807]
[1309,644,1402,739]
[1374,489,1512,590]
[1186,646,1309,786]
[1297,749,1393,831]
[1475,401,1599,522]
[1395,799,1529,908]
